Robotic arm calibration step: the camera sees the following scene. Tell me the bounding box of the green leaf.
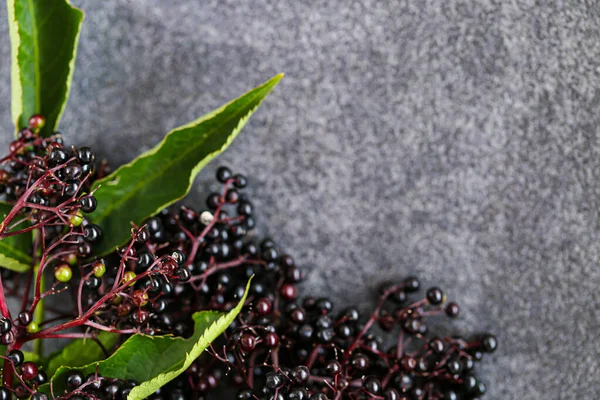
[7,0,84,135]
[0,201,32,272]
[42,279,251,398]
[44,332,118,377]
[90,74,283,256]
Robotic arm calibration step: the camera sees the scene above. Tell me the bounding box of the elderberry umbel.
[190,279,497,400]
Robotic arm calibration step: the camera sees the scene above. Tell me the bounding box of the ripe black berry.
[482,334,498,353]
[83,224,102,242]
[48,148,68,166]
[79,195,97,213]
[76,147,95,164]
[363,376,382,395]
[216,166,233,183]
[291,366,309,384]
[8,350,24,366]
[426,287,444,305]
[0,317,11,333]
[18,311,32,326]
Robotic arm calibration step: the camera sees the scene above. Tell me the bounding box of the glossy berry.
[268,374,287,392]
[363,376,382,394]
[8,350,24,366]
[0,317,11,334]
[239,333,256,352]
[482,334,498,353]
[20,361,38,380]
[426,287,444,305]
[76,147,95,164]
[30,394,48,400]
[54,263,73,282]
[28,115,46,130]
[404,276,420,292]
[291,366,310,384]
[79,195,97,213]
[83,224,102,242]
[216,166,233,183]
[18,311,32,326]
[445,302,460,317]
[48,148,68,166]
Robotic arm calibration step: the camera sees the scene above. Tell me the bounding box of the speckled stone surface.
[0,1,599,398]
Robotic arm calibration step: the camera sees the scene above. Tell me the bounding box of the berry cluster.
[0,119,496,400]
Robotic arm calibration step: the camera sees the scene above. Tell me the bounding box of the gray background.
[1,1,599,399]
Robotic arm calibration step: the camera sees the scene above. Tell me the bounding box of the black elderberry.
[264,332,279,348]
[64,162,83,180]
[404,276,420,292]
[363,376,382,395]
[216,166,233,183]
[383,388,400,400]
[7,349,24,366]
[462,375,478,391]
[315,298,333,313]
[64,180,79,197]
[310,394,329,400]
[0,389,10,400]
[482,334,498,353]
[84,275,101,290]
[245,216,255,229]
[83,224,102,242]
[291,366,310,384]
[262,247,278,262]
[265,372,283,389]
[136,251,155,272]
[0,317,11,333]
[48,147,68,166]
[32,370,48,385]
[445,302,460,317]
[30,393,48,400]
[79,195,97,213]
[426,287,444,305]
[429,338,445,354]
[76,147,95,164]
[351,353,370,371]
[288,388,309,400]
[18,311,32,326]
[315,315,332,329]
[395,373,413,391]
[233,174,247,188]
[171,250,186,265]
[206,193,221,209]
[285,267,302,283]
[86,373,102,390]
[297,324,314,341]
[237,389,254,400]
[336,323,352,338]
[446,357,462,375]
[325,360,342,376]
[237,201,253,216]
[104,381,124,398]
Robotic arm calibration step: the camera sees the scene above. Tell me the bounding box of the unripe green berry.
[68,211,83,227]
[54,264,72,283]
[122,271,136,286]
[65,253,78,266]
[92,260,106,278]
[26,321,39,334]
